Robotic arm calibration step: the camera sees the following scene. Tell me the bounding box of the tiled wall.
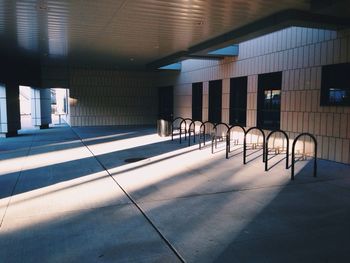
[68,68,157,126]
[158,27,350,164]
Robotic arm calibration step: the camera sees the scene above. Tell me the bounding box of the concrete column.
[31,88,52,129]
[0,83,21,137]
[6,83,21,135]
[0,85,8,135]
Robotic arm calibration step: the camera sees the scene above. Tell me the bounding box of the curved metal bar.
[226,125,246,159]
[188,120,203,146]
[199,121,214,150]
[211,123,230,154]
[171,117,184,141]
[243,127,266,164]
[291,133,317,180]
[179,118,193,144]
[265,129,290,171]
[213,122,230,131]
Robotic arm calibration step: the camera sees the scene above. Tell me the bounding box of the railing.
[265,129,289,171]
[188,120,203,146]
[179,118,193,144]
[243,127,266,164]
[226,125,246,159]
[171,117,184,141]
[199,121,215,150]
[211,123,230,154]
[169,117,318,182]
[291,133,317,180]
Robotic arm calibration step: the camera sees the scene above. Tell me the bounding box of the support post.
[31,88,52,129]
[0,83,21,137]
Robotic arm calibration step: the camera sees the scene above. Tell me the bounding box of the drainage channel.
[71,128,186,263]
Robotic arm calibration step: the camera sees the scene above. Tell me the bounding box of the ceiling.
[0,0,349,70]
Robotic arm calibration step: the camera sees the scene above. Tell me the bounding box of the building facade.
[158,27,350,164]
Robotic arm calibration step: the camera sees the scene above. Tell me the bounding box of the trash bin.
[157,119,171,137]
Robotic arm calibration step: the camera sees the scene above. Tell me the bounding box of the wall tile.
[326,40,334,65]
[333,39,341,64]
[329,137,336,161]
[303,113,309,132]
[315,43,321,66]
[335,138,343,162]
[314,113,321,135]
[339,114,348,138]
[342,139,350,163]
[297,112,303,131]
[340,37,348,63]
[332,113,340,137]
[300,91,306,112]
[322,136,329,159]
[326,113,334,136]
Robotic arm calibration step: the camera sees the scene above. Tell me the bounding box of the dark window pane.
[158,86,173,121]
[209,80,222,123]
[321,63,350,106]
[257,72,282,130]
[192,82,203,121]
[230,77,247,126]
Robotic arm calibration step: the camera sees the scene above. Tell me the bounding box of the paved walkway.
[0,125,349,263]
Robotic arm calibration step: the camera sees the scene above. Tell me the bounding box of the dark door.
[209,80,222,123]
[257,72,282,130]
[158,86,173,121]
[230,77,247,126]
[192,82,203,121]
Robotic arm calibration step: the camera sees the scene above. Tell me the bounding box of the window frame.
[229,76,247,127]
[257,72,282,130]
[320,63,350,107]
[192,82,203,121]
[208,80,222,124]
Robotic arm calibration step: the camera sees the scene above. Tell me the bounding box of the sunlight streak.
[0,133,163,175]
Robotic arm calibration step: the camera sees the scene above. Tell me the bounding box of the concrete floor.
[0,125,349,263]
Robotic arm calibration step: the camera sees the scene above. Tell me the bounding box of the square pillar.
[0,85,8,134]
[0,83,21,137]
[31,88,52,129]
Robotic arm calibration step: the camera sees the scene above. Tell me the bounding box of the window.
[257,72,282,130]
[230,77,247,126]
[208,80,222,123]
[321,63,350,106]
[192,82,203,121]
[158,86,173,121]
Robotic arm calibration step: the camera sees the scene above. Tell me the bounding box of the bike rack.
[179,118,193,144]
[199,121,215,149]
[226,125,246,159]
[188,120,203,146]
[243,127,266,164]
[211,123,230,154]
[265,129,289,171]
[171,117,184,141]
[291,133,317,180]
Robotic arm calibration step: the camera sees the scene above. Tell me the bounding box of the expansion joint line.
[71,128,186,263]
[0,132,36,228]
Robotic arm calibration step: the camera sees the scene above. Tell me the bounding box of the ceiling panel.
[0,0,347,69]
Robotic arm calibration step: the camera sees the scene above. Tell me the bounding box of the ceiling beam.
[147,9,350,69]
